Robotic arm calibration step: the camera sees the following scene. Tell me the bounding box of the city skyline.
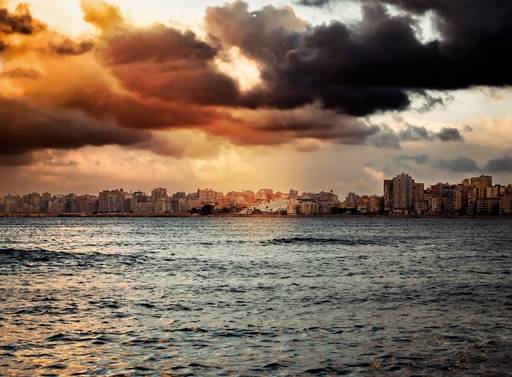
[2,172,511,216]
[1,1,511,196]
[2,170,512,198]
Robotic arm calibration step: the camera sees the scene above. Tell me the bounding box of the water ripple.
[1,217,511,376]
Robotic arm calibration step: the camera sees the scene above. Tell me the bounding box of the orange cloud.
[0,96,150,157]
[99,25,240,106]
[0,0,396,164]
[79,0,123,32]
[6,0,505,168]
[0,3,42,35]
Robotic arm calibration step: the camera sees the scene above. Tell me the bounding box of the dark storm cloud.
[205,0,421,114]
[367,127,401,149]
[50,39,95,55]
[0,97,151,158]
[381,0,512,87]
[3,0,509,158]
[295,0,512,89]
[0,5,38,35]
[103,26,217,65]
[257,113,463,148]
[436,127,463,142]
[484,156,512,173]
[399,124,432,141]
[412,91,452,113]
[398,124,463,142]
[205,0,512,117]
[205,1,305,63]
[101,24,240,106]
[259,113,380,143]
[88,95,222,130]
[295,0,332,6]
[398,154,429,164]
[434,157,479,173]
[1,4,42,51]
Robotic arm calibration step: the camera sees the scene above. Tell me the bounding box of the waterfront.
[1,217,512,376]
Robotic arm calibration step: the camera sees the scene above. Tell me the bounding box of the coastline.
[1,212,511,219]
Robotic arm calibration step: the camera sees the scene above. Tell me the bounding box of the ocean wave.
[265,236,378,246]
[0,247,71,261]
[0,247,148,271]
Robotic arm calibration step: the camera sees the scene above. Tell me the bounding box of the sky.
[1,0,511,197]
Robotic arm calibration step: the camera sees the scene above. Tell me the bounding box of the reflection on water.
[1,217,512,376]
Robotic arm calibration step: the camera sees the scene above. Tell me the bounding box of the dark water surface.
[1,217,512,376]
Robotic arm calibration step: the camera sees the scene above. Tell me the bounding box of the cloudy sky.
[1,0,511,197]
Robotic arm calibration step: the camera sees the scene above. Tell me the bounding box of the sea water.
[1,217,511,376]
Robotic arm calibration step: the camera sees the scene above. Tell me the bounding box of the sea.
[1,216,511,376]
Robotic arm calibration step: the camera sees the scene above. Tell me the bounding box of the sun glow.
[215,46,261,92]
[19,0,94,36]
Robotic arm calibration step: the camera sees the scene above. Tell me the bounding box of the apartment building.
[388,173,424,214]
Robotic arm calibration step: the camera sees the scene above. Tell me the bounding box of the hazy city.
[2,173,512,216]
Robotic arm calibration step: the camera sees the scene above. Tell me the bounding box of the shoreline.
[1,212,511,219]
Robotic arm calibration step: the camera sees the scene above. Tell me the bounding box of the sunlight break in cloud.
[363,166,385,181]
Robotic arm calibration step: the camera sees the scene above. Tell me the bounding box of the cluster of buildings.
[380,173,512,216]
[1,174,511,216]
[0,188,340,216]
[338,173,512,216]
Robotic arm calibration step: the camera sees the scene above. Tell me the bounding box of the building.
[501,197,512,214]
[227,190,255,211]
[41,192,52,212]
[241,199,289,215]
[197,188,217,205]
[255,188,274,203]
[23,193,42,212]
[98,189,126,212]
[477,198,501,215]
[368,195,383,214]
[389,173,424,213]
[467,177,491,215]
[151,187,168,203]
[288,189,298,199]
[383,180,393,212]
[471,175,492,187]
[170,192,187,212]
[154,198,171,213]
[428,183,456,214]
[2,195,22,213]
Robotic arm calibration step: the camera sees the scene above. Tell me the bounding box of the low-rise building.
[477,198,501,214]
[501,197,512,214]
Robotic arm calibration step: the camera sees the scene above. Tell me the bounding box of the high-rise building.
[386,173,424,213]
[392,173,414,211]
[41,192,52,212]
[383,180,393,212]
[24,193,42,212]
[471,175,492,188]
